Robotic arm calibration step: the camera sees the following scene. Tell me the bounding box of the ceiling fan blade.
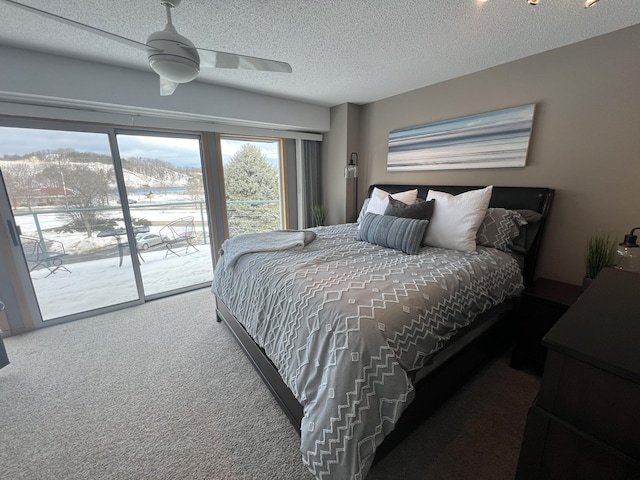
[197,48,292,73]
[159,76,179,96]
[0,0,159,52]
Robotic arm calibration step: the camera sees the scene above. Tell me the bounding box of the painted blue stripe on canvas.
[387,104,535,171]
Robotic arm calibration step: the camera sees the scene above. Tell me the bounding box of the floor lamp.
[344,152,358,222]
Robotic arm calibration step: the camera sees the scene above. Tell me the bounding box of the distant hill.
[0,149,197,189]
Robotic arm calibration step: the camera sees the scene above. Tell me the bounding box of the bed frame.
[215,185,554,452]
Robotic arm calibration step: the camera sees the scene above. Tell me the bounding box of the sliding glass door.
[0,126,139,320]
[0,121,295,330]
[115,133,213,297]
[0,124,213,323]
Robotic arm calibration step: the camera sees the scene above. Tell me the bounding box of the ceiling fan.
[1,0,292,96]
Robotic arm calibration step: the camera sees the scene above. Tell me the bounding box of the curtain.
[301,140,321,229]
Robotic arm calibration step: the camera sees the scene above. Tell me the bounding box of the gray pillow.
[384,197,435,220]
[357,213,428,255]
[511,209,543,255]
[476,208,527,252]
[385,197,435,246]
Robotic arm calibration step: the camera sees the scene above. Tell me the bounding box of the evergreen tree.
[223,144,281,236]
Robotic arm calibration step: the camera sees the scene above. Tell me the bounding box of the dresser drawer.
[538,351,640,460]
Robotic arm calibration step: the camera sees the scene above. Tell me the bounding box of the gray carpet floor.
[0,288,539,479]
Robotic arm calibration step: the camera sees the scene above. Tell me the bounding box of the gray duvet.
[212,223,524,479]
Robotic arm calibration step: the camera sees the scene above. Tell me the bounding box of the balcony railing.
[13,198,282,260]
[13,201,209,257]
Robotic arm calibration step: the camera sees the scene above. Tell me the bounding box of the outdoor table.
[97,226,149,267]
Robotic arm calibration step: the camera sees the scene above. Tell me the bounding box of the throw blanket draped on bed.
[219,229,316,268]
[212,224,523,480]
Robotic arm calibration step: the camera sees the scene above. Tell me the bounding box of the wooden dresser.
[515,268,640,479]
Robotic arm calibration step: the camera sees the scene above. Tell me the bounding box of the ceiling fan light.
[149,55,199,83]
[147,25,200,83]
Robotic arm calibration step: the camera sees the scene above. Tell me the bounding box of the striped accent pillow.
[357,213,429,255]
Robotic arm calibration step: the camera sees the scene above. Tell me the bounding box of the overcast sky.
[0,127,280,168]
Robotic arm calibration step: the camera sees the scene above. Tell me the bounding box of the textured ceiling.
[0,0,639,107]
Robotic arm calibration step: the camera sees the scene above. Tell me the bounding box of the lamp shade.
[345,152,358,179]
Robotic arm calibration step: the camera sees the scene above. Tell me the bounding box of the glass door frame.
[112,128,214,301]
[0,117,215,330]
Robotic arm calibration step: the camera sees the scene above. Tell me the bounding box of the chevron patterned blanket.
[212,224,524,479]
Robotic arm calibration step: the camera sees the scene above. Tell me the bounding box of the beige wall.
[346,104,361,224]
[323,104,349,225]
[348,24,640,286]
[322,103,362,225]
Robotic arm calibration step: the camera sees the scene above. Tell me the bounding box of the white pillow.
[423,186,493,253]
[357,198,371,223]
[365,187,418,215]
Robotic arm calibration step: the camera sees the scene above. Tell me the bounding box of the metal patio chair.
[159,216,199,258]
[20,235,71,277]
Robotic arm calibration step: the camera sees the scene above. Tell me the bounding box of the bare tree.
[62,165,112,237]
[2,161,41,211]
[186,173,204,201]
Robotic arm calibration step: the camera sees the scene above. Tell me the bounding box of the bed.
[213,184,554,480]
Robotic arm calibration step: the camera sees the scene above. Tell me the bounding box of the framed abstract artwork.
[387,104,535,171]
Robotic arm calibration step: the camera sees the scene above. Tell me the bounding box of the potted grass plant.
[583,233,618,289]
[312,205,328,227]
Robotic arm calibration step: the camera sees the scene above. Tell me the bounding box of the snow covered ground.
[15,192,215,321]
[15,194,208,254]
[31,247,213,320]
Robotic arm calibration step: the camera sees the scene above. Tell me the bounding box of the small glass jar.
[616,247,637,271]
[616,227,640,273]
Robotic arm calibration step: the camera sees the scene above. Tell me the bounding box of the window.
[220,136,287,237]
